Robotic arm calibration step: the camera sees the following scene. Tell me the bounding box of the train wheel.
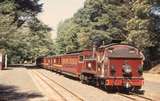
[106,86,117,93]
[80,74,86,84]
[132,87,144,95]
[98,79,106,90]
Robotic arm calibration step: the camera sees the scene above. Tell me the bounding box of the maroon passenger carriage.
[36,50,93,77]
[61,50,93,77]
[36,44,144,92]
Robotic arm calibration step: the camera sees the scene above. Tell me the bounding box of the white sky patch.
[38,0,85,39]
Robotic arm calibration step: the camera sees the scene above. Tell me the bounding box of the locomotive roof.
[108,49,143,59]
[98,43,143,59]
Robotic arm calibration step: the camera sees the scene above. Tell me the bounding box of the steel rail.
[36,70,84,101]
[31,70,67,101]
[117,93,136,101]
[131,93,154,101]
[118,93,154,101]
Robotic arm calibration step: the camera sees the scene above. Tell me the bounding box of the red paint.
[105,79,143,86]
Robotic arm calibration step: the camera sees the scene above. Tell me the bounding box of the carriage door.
[78,55,84,74]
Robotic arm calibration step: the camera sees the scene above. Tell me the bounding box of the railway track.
[118,92,154,101]
[31,69,156,101]
[31,70,67,101]
[32,70,84,101]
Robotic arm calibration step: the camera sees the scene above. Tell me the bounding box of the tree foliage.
[56,0,132,53]
[126,0,154,49]
[56,0,160,67]
[0,0,54,63]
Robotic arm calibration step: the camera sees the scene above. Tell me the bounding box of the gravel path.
[143,73,160,100]
[0,67,46,101]
[144,73,160,83]
[143,81,160,100]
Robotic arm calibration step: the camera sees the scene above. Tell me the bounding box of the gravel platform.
[0,67,159,101]
[0,67,46,101]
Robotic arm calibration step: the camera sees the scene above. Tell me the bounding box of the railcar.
[37,50,93,77]
[51,55,62,72]
[43,57,49,70]
[61,50,93,77]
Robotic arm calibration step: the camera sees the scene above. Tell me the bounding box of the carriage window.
[79,56,84,62]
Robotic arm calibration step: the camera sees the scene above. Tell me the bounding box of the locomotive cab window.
[79,56,84,62]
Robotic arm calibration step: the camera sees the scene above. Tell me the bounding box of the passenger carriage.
[52,55,63,72]
[61,50,93,77]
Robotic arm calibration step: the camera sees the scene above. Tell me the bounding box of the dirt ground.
[0,67,160,101]
[144,72,160,83]
[143,72,160,100]
[0,67,47,101]
[149,64,160,74]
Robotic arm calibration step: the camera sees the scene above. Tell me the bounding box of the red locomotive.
[36,44,144,92]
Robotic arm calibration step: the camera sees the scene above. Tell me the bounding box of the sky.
[38,0,85,39]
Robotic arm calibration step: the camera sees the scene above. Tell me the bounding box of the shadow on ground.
[0,84,43,101]
[2,68,13,70]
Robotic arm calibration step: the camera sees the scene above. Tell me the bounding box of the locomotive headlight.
[123,64,132,74]
[88,63,92,68]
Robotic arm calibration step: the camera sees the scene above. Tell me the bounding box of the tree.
[0,0,54,64]
[56,0,132,53]
[126,0,154,49]
[56,19,80,54]
[125,0,160,68]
